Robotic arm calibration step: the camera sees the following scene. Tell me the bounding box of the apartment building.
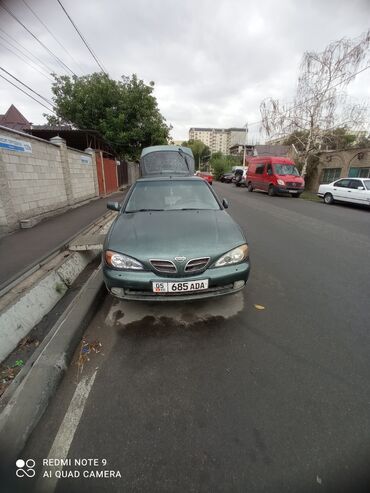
[189,127,245,154]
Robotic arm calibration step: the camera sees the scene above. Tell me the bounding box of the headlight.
[215,244,249,267]
[277,179,285,186]
[105,250,144,270]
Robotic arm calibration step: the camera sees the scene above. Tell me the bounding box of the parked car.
[317,177,370,206]
[231,166,244,184]
[104,177,250,300]
[195,171,213,185]
[220,172,234,183]
[246,157,305,197]
[235,168,248,187]
[103,145,250,301]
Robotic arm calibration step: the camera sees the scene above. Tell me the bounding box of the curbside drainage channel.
[0,264,106,467]
[0,212,116,465]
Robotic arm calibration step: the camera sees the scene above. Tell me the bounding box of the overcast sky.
[0,0,369,142]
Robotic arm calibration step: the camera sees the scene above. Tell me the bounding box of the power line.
[0,1,77,77]
[56,0,107,74]
[0,66,54,107]
[0,73,54,113]
[21,0,84,75]
[0,39,53,82]
[0,27,55,76]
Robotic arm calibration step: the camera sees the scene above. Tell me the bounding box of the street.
[22,182,370,493]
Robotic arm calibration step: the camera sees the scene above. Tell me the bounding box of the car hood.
[279,175,304,182]
[105,210,246,261]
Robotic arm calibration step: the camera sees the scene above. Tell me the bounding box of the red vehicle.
[195,171,213,185]
[246,156,304,197]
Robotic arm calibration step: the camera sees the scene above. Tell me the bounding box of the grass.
[299,191,322,202]
[55,282,66,294]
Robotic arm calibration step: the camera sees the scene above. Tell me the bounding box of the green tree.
[45,73,170,159]
[210,154,241,180]
[181,139,210,169]
[283,127,357,151]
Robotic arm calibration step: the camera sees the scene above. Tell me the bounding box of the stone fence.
[0,127,99,234]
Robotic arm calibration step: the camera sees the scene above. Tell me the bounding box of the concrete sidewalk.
[0,192,125,285]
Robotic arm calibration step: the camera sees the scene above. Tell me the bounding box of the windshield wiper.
[126,208,164,213]
[178,148,190,172]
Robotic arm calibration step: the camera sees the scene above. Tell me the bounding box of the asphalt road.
[21,183,370,493]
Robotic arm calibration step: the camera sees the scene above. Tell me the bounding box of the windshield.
[364,180,370,190]
[125,180,221,212]
[273,164,300,176]
[140,151,195,176]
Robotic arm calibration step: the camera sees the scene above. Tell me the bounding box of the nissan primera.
[103,177,250,300]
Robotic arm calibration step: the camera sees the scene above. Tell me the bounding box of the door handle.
[333,188,337,190]
[348,191,352,193]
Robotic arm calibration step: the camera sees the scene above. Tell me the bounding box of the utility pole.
[242,122,248,169]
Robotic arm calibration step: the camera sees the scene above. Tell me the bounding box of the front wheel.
[291,193,301,198]
[268,185,275,196]
[247,182,253,192]
[324,193,334,205]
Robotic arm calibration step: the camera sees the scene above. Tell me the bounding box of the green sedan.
[103,176,250,301]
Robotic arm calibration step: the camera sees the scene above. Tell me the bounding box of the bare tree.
[260,30,370,176]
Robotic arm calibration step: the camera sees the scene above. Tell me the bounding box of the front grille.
[286,182,302,188]
[150,259,177,273]
[184,257,210,273]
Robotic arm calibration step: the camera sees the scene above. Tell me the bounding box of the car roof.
[330,176,370,185]
[248,156,295,164]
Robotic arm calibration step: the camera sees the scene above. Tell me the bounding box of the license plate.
[152,280,209,293]
[289,190,298,193]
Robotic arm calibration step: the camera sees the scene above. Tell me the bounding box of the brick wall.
[309,148,370,191]
[68,148,96,201]
[0,127,98,234]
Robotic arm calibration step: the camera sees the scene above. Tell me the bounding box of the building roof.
[25,126,116,156]
[254,144,290,157]
[0,104,31,131]
[189,127,245,132]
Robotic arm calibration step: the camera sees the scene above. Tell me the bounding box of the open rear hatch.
[140,145,195,177]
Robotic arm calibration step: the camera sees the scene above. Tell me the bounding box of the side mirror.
[107,201,120,211]
[222,198,229,209]
[357,186,364,190]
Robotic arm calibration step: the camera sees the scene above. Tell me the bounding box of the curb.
[0,264,105,464]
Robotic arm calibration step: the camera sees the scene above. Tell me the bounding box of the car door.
[348,179,367,205]
[264,163,273,192]
[331,179,351,202]
[254,163,265,190]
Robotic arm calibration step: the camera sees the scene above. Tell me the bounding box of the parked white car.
[318,177,370,206]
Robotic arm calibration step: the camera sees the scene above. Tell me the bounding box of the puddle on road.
[105,292,245,328]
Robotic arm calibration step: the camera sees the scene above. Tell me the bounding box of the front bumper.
[103,261,250,301]
[276,186,304,194]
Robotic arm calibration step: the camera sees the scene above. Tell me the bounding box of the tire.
[247,182,253,192]
[268,185,275,196]
[324,193,334,205]
[291,193,301,198]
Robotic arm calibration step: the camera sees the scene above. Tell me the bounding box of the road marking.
[36,370,97,493]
